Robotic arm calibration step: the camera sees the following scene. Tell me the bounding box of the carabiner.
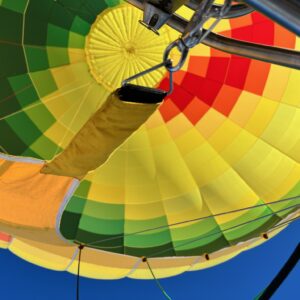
[163,39,189,73]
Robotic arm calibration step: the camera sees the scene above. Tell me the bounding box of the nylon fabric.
[41,92,160,179]
[0,154,77,243]
[0,0,299,280]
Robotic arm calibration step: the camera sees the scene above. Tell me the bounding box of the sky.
[0,220,299,300]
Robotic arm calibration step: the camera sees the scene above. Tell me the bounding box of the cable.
[140,217,300,300]
[143,257,173,300]
[148,203,300,258]
[257,242,300,300]
[76,245,84,300]
[83,195,300,247]
[268,216,300,234]
[139,217,299,300]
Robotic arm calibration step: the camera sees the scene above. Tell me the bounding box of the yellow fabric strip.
[41,92,160,179]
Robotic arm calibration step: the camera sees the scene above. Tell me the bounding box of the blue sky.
[0,220,299,300]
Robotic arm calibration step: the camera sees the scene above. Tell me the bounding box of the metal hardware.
[181,0,232,48]
[186,1,254,19]
[243,0,300,36]
[125,0,300,70]
[139,0,188,32]
[163,39,189,72]
[122,59,175,95]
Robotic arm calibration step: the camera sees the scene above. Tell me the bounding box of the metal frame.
[171,13,300,70]
[186,1,254,19]
[242,0,300,36]
[125,0,300,70]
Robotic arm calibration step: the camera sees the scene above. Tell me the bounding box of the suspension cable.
[143,257,173,300]
[83,195,300,247]
[148,203,300,258]
[256,242,300,300]
[76,245,84,300]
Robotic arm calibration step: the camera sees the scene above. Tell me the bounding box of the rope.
[142,216,300,300]
[257,242,300,300]
[84,195,300,247]
[70,212,299,300]
[143,257,173,300]
[197,0,232,44]
[76,245,84,300]
[268,216,300,234]
[148,203,300,258]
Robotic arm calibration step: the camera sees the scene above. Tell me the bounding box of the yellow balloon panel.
[0,0,299,280]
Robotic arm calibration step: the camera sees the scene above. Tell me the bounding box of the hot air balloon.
[0,0,299,283]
